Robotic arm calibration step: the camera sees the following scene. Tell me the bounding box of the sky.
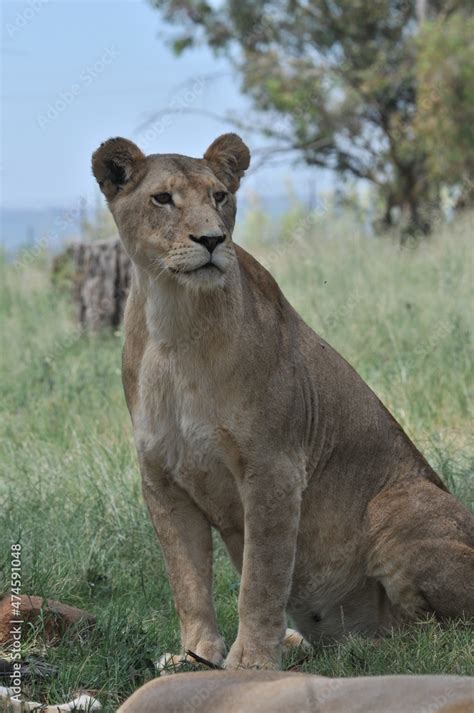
[1,0,327,214]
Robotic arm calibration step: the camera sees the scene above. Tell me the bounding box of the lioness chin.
[92,133,474,671]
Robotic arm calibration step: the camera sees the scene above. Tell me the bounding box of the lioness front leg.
[225,458,303,670]
[141,466,226,667]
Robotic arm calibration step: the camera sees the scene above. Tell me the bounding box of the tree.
[149,0,472,236]
[415,13,474,207]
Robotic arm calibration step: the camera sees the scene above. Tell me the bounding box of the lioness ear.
[204,133,250,193]
[92,137,146,201]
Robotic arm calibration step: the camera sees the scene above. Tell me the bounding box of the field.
[1,209,473,710]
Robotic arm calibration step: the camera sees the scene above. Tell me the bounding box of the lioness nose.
[189,234,226,254]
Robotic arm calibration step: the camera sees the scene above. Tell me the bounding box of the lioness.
[92,133,474,670]
[118,671,474,713]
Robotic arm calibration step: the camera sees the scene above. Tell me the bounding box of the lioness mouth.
[187,262,221,274]
[168,262,221,275]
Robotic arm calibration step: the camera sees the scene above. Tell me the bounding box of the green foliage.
[150,0,473,235]
[416,14,474,200]
[1,210,473,709]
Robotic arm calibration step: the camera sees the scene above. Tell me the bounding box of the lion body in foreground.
[118,671,473,713]
[92,133,474,670]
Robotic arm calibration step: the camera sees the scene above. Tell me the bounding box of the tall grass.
[0,209,473,709]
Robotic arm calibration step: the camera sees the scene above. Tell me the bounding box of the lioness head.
[92,133,250,289]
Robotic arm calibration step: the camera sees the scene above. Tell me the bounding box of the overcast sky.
[1,0,327,211]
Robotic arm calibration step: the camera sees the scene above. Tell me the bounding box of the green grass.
[1,210,473,709]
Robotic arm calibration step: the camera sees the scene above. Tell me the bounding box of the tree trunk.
[416,0,428,23]
[382,157,435,240]
[72,238,131,332]
[405,200,431,239]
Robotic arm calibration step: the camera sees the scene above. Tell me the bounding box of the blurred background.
[2,0,327,252]
[2,0,473,251]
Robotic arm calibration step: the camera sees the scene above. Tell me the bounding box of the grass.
[0,209,473,709]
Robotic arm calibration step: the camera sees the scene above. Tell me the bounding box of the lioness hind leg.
[373,541,474,623]
[396,540,474,619]
[368,480,474,621]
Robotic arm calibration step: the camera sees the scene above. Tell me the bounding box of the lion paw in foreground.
[92,132,474,671]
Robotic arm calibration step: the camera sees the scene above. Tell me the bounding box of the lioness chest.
[134,342,243,512]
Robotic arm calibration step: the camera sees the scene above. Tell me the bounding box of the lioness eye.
[214,191,227,204]
[152,192,173,205]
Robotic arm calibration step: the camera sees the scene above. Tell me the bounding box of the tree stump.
[72,238,131,331]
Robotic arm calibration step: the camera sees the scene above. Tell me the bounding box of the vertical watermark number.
[9,543,23,701]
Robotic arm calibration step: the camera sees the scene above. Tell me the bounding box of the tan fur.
[117,671,474,713]
[92,133,474,671]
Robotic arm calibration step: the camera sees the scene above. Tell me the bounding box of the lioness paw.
[156,638,226,675]
[155,652,187,675]
[283,627,312,652]
[224,639,280,670]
